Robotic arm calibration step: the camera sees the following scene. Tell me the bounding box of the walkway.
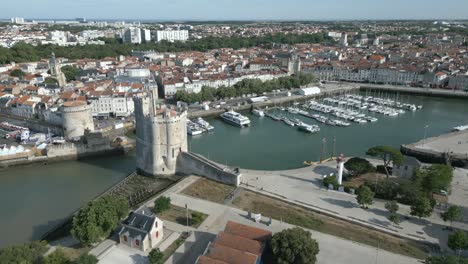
[241,162,468,250]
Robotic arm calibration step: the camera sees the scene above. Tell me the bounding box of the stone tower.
[287,53,301,75]
[49,53,67,87]
[61,101,94,140]
[134,90,188,176]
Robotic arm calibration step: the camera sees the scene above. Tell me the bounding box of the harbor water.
[0,94,466,247]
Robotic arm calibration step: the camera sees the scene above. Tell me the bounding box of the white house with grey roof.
[393,156,422,178]
[118,206,164,251]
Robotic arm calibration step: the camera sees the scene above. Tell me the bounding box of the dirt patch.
[344,173,387,189]
[181,178,235,204]
[232,189,429,260]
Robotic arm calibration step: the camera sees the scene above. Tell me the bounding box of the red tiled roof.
[224,221,272,242]
[196,256,229,264]
[215,232,263,257]
[206,244,257,264]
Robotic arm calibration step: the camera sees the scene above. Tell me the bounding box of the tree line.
[173,72,316,103]
[0,32,333,64]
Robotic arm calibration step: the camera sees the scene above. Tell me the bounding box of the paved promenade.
[241,162,468,249]
[164,186,421,264]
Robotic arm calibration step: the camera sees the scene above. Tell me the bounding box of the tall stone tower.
[134,90,188,176]
[287,53,301,75]
[49,53,67,87]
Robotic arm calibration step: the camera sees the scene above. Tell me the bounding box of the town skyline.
[4,0,468,21]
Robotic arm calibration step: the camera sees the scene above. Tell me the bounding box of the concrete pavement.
[165,191,421,264]
[240,161,464,249]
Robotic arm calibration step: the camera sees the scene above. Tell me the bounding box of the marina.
[0,93,467,247]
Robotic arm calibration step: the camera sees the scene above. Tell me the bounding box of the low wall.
[177,152,241,186]
[401,144,468,168]
[46,141,127,161]
[360,85,468,99]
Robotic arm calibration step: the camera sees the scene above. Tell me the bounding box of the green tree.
[448,230,468,255]
[153,196,171,214]
[0,241,48,264]
[410,196,433,219]
[344,157,375,176]
[420,164,453,195]
[425,255,468,264]
[323,175,338,190]
[71,195,129,246]
[42,248,70,264]
[61,65,81,82]
[148,248,164,264]
[73,254,98,264]
[442,206,463,227]
[270,227,319,264]
[366,145,404,178]
[44,77,58,85]
[191,211,205,226]
[10,69,26,78]
[385,200,400,225]
[356,185,374,209]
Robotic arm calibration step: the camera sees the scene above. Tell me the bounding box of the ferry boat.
[220,110,251,127]
[195,117,214,131]
[252,108,265,117]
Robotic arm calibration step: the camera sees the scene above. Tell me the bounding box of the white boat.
[453,125,468,132]
[195,117,214,131]
[283,118,295,127]
[252,108,265,117]
[220,110,251,127]
[187,121,203,135]
[297,122,320,133]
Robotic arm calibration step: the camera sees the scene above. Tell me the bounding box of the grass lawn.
[181,178,235,204]
[157,205,208,228]
[232,190,429,260]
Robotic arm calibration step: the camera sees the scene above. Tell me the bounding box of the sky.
[3,0,468,21]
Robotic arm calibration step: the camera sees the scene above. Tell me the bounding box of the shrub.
[153,196,171,214]
[323,176,339,190]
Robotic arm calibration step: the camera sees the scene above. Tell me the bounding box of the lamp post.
[423,125,429,146]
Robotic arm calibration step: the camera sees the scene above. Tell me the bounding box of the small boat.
[283,118,295,127]
[252,108,265,117]
[195,117,214,131]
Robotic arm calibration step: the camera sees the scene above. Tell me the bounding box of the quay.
[189,82,468,119]
[402,129,468,168]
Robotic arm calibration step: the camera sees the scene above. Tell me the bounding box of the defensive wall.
[177,152,241,186]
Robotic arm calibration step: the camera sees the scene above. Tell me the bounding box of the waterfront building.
[118,207,164,251]
[156,30,189,42]
[61,101,94,140]
[134,88,188,176]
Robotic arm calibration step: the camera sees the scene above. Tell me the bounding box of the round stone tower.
[134,96,187,176]
[61,101,94,140]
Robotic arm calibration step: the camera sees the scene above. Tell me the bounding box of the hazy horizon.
[3,0,468,21]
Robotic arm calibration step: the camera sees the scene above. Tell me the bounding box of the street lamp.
[423,125,429,146]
